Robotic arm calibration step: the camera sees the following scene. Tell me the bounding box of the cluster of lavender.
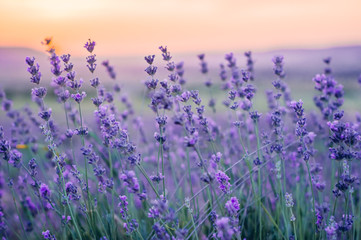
[0,40,361,240]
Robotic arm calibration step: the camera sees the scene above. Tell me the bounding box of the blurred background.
[1,0,361,112]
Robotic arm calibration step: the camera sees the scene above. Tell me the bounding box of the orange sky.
[1,0,361,57]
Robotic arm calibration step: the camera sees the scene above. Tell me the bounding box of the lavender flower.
[84,39,96,53]
[90,78,100,88]
[216,170,231,193]
[60,54,71,63]
[325,216,338,239]
[153,222,170,239]
[71,92,87,103]
[118,195,128,219]
[57,89,70,103]
[39,183,51,199]
[2,99,12,111]
[67,79,83,90]
[198,53,208,74]
[25,57,35,66]
[26,59,42,84]
[225,197,240,216]
[38,109,52,121]
[9,149,22,168]
[145,55,155,65]
[28,158,38,176]
[86,55,97,73]
[42,230,56,240]
[159,46,171,61]
[65,182,81,201]
[216,217,235,240]
[145,66,157,76]
[245,51,254,81]
[285,192,294,208]
[176,61,186,85]
[120,171,140,193]
[184,131,198,147]
[145,78,158,90]
[249,111,261,122]
[49,53,62,76]
[102,60,116,79]
[53,76,67,87]
[272,56,285,78]
[123,219,139,234]
[31,87,47,99]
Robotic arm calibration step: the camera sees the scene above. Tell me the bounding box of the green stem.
[10,184,28,240]
[332,198,338,216]
[189,211,200,240]
[95,208,110,240]
[254,120,263,240]
[137,165,161,199]
[193,146,213,208]
[306,161,316,240]
[77,102,95,232]
[108,148,116,239]
[56,161,83,240]
[44,118,84,240]
[159,126,166,197]
[78,103,88,192]
[186,148,196,213]
[261,203,287,240]
[290,208,297,240]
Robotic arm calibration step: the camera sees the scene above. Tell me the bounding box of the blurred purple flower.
[225,197,240,216]
[84,39,96,53]
[39,183,51,199]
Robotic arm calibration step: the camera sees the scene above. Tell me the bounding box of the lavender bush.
[0,39,360,240]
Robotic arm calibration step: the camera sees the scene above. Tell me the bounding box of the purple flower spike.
[198,54,208,74]
[38,109,52,121]
[2,99,13,111]
[249,111,261,122]
[25,56,35,66]
[90,78,100,88]
[30,72,42,84]
[145,55,155,65]
[27,60,42,84]
[225,197,240,216]
[145,66,157,76]
[159,46,172,61]
[118,195,129,219]
[323,57,331,65]
[42,230,56,240]
[145,78,158,90]
[84,39,96,53]
[61,54,71,63]
[216,217,235,240]
[272,55,285,78]
[31,87,47,99]
[71,92,87,103]
[120,171,140,194]
[86,55,97,73]
[325,216,338,238]
[216,170,231,194]
[53,76,67,86]
[39,183,51,199]
[198,54,205,61]
[102,60,116,79]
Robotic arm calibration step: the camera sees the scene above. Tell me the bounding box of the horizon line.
[1,43,361,58]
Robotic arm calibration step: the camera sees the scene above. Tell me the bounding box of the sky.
[1,0,361,57]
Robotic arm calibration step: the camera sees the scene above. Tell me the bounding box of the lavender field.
[1,38,361,240]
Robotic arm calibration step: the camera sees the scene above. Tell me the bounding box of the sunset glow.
[1,0,361,56]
